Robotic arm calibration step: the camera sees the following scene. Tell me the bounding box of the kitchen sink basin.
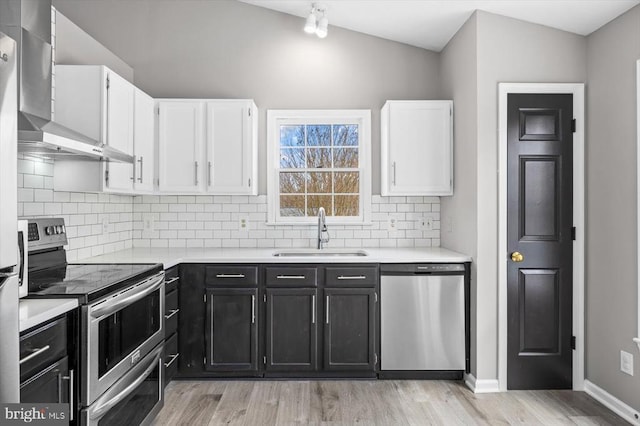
[273,249,369,257]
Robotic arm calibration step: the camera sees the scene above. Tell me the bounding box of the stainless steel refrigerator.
[0,30,20,403]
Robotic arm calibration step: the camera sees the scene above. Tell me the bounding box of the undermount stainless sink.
[273,249,369,257]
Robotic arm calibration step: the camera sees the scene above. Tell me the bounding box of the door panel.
[105,71,135,192]
[507,93,573,390]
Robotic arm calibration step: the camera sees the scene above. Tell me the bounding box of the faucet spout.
[317,207,329,249]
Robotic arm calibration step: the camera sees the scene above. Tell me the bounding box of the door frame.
[498,83,585,391]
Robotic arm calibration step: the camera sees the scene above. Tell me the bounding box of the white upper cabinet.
[380,100,453,196]
[156,99,258,195]
[133,88,155,193]
[205,100,257,195]
[53,65,135,193]
[157,100,204,193]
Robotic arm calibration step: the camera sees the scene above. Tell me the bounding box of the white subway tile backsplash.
[18,155,440,256]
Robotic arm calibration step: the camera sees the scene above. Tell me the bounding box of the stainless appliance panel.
[82,272,164,405]
[0,31,18,270]
[381,274,465,370]
[0,273,20,402]
[81,344,163,426]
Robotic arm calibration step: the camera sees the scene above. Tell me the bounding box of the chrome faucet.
[317,207,329,249]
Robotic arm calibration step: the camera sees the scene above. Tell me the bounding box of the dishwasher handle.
[380,263,466,274]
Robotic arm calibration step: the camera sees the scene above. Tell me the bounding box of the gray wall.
[52,0,441,195]
[474,11,587,381]
[586,4,640,410]
[439,13,479,376]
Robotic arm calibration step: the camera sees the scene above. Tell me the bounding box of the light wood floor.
[152,380,628,425]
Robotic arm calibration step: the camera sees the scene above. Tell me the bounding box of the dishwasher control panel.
[380,263,466,273]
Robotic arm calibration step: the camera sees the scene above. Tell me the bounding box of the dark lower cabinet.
[205,287,258,372]
[324,288,376,371]
[20,356,70,404]
[265,288,317,372]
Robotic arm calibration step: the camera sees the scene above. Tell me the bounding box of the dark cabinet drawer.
[266,267,318,287]
[20,316,68,382]
[20,356,70,404]
[325,266,378,287]
[205,266,258,286]
[165,274,180,294]
[164,333,179,386]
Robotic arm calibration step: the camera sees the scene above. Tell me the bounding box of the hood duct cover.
[0,0,133,163]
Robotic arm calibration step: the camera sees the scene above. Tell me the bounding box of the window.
[267,110,371,224]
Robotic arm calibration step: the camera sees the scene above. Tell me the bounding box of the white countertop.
[78,247,471,269]
[19,298,79,332]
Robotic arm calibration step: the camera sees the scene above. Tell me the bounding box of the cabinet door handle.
[209,294,213,364]
[164,353,180,368]
[276,275,306,280]
[130,155,136,181]
[311,295,316,324]
[137,157,144,183]
[164,309,179,320]
[208,161,212,187]
[63,369,74,421]
[165,277,179,285]
[216,274,245,278]
[337,275,367,280]
[19,345,50,365]
[251,295,256,324]
[195,161,199,186]
[392,161,397,185]
[326,296,330,324]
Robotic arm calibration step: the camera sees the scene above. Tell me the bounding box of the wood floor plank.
[152,380,629,426]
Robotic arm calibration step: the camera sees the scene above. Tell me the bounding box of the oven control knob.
[45,226,53,235]
[56,225,63,234]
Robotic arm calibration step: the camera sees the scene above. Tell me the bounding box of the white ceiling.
[239,0,640,51]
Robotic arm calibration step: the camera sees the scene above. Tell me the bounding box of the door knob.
[511,251,524,262]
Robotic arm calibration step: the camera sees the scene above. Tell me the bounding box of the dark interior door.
[507,93,573,390]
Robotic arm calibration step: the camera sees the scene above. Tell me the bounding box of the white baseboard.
[584,380,640,425]
[464,373,501,393]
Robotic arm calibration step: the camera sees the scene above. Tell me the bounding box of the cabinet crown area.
[380,100,453,197]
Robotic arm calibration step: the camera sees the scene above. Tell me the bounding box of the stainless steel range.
[27,218,165,426]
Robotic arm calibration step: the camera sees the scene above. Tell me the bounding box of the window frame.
[267,109,372,225]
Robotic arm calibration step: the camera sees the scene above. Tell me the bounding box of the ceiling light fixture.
[303,3,328,38]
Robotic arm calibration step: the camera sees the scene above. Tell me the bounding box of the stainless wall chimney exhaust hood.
[0,0,134,163]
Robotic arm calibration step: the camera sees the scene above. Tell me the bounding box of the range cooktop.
[28,263,163,303]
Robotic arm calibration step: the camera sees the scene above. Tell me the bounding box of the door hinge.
[157,107,160,115]
[263,356,267,365]
[203,294,206,303]
[106,75,110,90]
[374,353,378,365]
[248,108,251,117]
[203,357,206,365]
[248,178,251,187]
[263,294,266,303]
[571,227,576,241]
[571,336,576,350]
[571,119,576,133]
[104,170,109,186]
[374,292,378,303]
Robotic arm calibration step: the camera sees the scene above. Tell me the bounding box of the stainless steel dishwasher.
[380,263,468,378]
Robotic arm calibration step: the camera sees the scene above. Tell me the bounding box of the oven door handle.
[90,273,164,319]
[89,346,162,421]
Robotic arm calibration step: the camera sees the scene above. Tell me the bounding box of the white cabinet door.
[157,101,203,193]
[205,100,257,195]
[105,70,135,192]
[133,89,155,193]
[381,100,453,196]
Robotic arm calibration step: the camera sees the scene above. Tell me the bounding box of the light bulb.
[316,16,328,38]
[304,12,317,34]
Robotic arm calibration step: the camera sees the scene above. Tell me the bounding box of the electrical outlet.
[102,218,109,235]
[238,215,250,232]
[418,216,433,231]
[387,217,397,231]
[621,350,634,376]
[143,215,154,232]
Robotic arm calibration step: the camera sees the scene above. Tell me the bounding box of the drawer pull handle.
[164,309,179,320]
[20,345,50,365]
[337,275,367,280]
[216,274,245,278]
[165,277,179,285]
[276,275,306,280]
[164,353,179,368]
